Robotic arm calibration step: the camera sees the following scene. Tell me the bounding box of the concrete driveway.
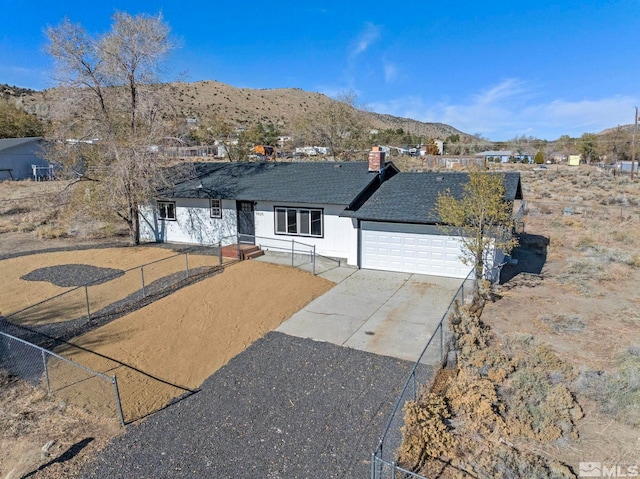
[276,268,462,363]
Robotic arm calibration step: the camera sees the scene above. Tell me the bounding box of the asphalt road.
[82,332,416,479]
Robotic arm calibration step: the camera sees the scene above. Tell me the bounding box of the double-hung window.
[275,207,323,237]
[210,199,222,218]
[157,201,176,220]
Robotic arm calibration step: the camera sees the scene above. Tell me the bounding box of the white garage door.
[361,221,473,278]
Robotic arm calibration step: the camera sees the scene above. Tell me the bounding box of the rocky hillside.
[3,80,470,140]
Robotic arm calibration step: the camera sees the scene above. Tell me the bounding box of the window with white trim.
[157,201,176,220]
[210,199,222,218]
[275,207,323,237]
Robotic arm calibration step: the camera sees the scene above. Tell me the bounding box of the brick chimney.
[368,146,386,172]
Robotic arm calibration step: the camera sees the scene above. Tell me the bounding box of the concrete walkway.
[276,268,462,363]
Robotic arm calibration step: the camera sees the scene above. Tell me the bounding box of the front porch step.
[221,243,263,260]
[244,249,265,260]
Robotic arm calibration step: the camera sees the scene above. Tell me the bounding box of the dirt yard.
[0,247,221,323]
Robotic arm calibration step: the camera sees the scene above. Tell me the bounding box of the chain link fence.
[371,271,476,479]
[0,319,195,424]
[1,245,220,423]
[5,246,225,341]
[0,331,125,425]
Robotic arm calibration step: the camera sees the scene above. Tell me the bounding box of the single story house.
[0,137,50,180]
[140,157,523,280]
[476,150,533,164]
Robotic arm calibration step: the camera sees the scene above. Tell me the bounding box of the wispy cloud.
[369,79,638,140]
[383,62,397,83]
[350,22,380,58]
[335,22,382,93]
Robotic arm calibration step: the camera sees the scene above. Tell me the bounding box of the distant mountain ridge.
[2,80,470,141]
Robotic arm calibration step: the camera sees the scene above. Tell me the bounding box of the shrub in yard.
[399,392,456,470]
[466,445,575,479]
[575,347,640,426]
[35,223,68,239]
[401,302,582,478]
[536,313,586,334]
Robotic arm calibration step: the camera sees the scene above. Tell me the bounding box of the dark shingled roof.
[0,137,43,152]
[161,161,394,206]
[342,171,523,224]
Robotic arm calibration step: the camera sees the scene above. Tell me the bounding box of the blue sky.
[1,1,638,141]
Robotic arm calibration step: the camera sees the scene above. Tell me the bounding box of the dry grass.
[0,371,121,479]
[574,346,640,426]
[535,313,586,334]
[0,180,63,235]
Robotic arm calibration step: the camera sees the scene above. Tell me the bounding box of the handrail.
[238,233,316,251]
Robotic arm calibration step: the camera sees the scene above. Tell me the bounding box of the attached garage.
[342,171,522,280]
[360,221,472,278]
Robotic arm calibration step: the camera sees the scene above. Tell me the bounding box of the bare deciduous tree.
[294,91,370,160]
[45,12,187,245]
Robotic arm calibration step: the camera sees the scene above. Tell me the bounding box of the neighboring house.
[420,140,444,155]
[0,137,50,180]
[140,157,523,280]
[476,150,533,164]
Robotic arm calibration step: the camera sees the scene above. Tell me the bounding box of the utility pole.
[632,106,638,180]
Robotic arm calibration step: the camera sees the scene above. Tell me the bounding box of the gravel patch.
[82,332,421,479]
[21,265,125,287]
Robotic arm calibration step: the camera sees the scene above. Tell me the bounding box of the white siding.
[253,202,358,265]
[139,198,237,245]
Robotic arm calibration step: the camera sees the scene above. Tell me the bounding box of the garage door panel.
[361,223,472,278]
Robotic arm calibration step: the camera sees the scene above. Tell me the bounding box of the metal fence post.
[84,285,91,321]
[440,323,444,365]
[412,371,417,400]
[185,253,190,279]
[140,266,146,298]
[42,350,51,394]
[313,245,316,275]
[112,375,126,427]
[392,461,396,479]
[218,241,223,265]
[291,240,294,267]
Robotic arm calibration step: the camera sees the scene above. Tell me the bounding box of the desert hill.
[3,80,470,141]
